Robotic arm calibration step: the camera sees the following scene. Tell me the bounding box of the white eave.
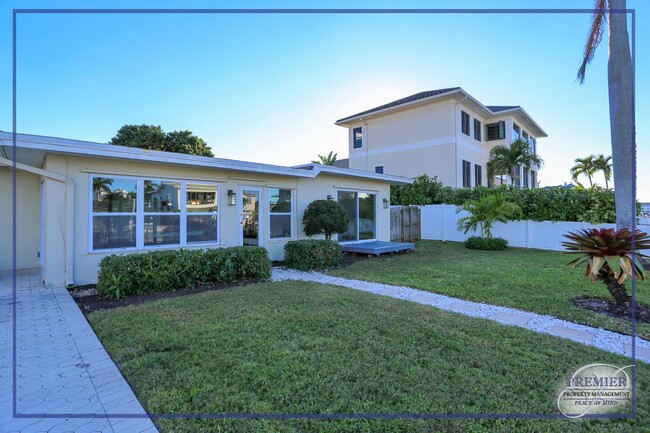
[0,131,412,184]
[292,163,413,185]
[0,131,313,179]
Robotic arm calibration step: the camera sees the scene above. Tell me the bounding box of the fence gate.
[390,206,421,242]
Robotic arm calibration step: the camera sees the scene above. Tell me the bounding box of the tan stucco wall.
[347,100,540,188]
[352,143,457,185]
[0,168,41,271]
[41,154,392,286]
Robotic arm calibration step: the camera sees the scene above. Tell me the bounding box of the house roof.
[485,105,520,112]
[335,87,461,123]
[0,131,412,185]
[335,87,547,138]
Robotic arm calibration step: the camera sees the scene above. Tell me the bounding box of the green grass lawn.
[89,281,648,433]
[329,241,650,339]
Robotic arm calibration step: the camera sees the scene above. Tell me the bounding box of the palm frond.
[577,0,607,84]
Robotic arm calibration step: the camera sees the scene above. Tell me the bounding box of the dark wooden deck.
[341,241,415,256]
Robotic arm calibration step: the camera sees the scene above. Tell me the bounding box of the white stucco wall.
[0,168,41,271]
[39,154,392,286]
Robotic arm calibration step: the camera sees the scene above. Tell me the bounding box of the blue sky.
[1,0,648,200]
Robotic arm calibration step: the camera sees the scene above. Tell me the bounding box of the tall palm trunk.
[607,0,635,230]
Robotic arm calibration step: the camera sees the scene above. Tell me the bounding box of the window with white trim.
[374,166,384,174]
[353,127,363,149]
[92,177,137,250]
[186,183,218,244]
[144,180,181,246]
[461,111,470,136]
[268,188,293,239]
[90,176,219,251]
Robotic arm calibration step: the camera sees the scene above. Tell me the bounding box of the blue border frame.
[11,6,638,421]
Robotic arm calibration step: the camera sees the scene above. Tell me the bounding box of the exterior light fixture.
[227,190,236,206]
[327,194,334,200]
[383,198,389,209]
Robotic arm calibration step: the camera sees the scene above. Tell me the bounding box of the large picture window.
[186,183,218,244]
[92,177,137,250]
[268,188,293,239]
[144,180,181,246]
[337,190,376,242]
[91,176,219,251]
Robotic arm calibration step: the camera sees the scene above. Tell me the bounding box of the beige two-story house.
[335,87,547,188]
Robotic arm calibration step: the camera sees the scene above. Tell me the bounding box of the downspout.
[452,95,468,187]
[64,160,75,288]
[0,156,75,287]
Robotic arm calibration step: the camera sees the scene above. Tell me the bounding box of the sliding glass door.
[337,191,376,242]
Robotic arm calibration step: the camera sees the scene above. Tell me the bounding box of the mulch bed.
[572,296,650,324]
[70,251,409,314]
[69,279,263,314]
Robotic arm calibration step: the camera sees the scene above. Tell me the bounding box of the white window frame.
[88,175,220,253]
[461,111,470,136]
[142,178,183,249]
[473,118,481,142]
[238,186,264,247]
[352,126,363,150]
[185,181,221,247]
[374,165,384,174]
[336,189,378,244]
[267,187,295,242]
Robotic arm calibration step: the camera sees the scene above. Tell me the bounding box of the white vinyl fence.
[421,204,650,254]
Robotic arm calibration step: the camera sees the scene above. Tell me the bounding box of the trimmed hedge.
[97,247,272,299]
[284,240,342,271]
[464,236,509,251]
[390,175,627,224]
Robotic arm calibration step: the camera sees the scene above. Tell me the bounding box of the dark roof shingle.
[486,105,520,112]
[336,87,461,123]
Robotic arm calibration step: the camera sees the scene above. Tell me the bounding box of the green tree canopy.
[110,124,214,157]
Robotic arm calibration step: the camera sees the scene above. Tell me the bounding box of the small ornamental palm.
[562,228,650,305]
[457,194,522,239]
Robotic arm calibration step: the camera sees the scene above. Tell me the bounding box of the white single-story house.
[1,132,411,288]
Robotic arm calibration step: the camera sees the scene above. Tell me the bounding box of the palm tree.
[487,139,543,187]
[577,0,634,230]
[570,155,597,188]
[92,177,113,201]
[594,154,613,189]
[456,194,522,239]
[311,151,338,165]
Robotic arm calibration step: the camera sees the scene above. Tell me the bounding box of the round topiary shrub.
[302,199,348,240]
[464,236,509,251]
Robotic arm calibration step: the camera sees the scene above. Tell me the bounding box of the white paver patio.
[1,269,157,433]
[272,268,650,363]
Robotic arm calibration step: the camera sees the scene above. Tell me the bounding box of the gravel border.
[272,268,650,363]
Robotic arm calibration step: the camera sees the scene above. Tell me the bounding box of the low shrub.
[97,247,271,299]
[464,236,509,251]
[284,239,342,271]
